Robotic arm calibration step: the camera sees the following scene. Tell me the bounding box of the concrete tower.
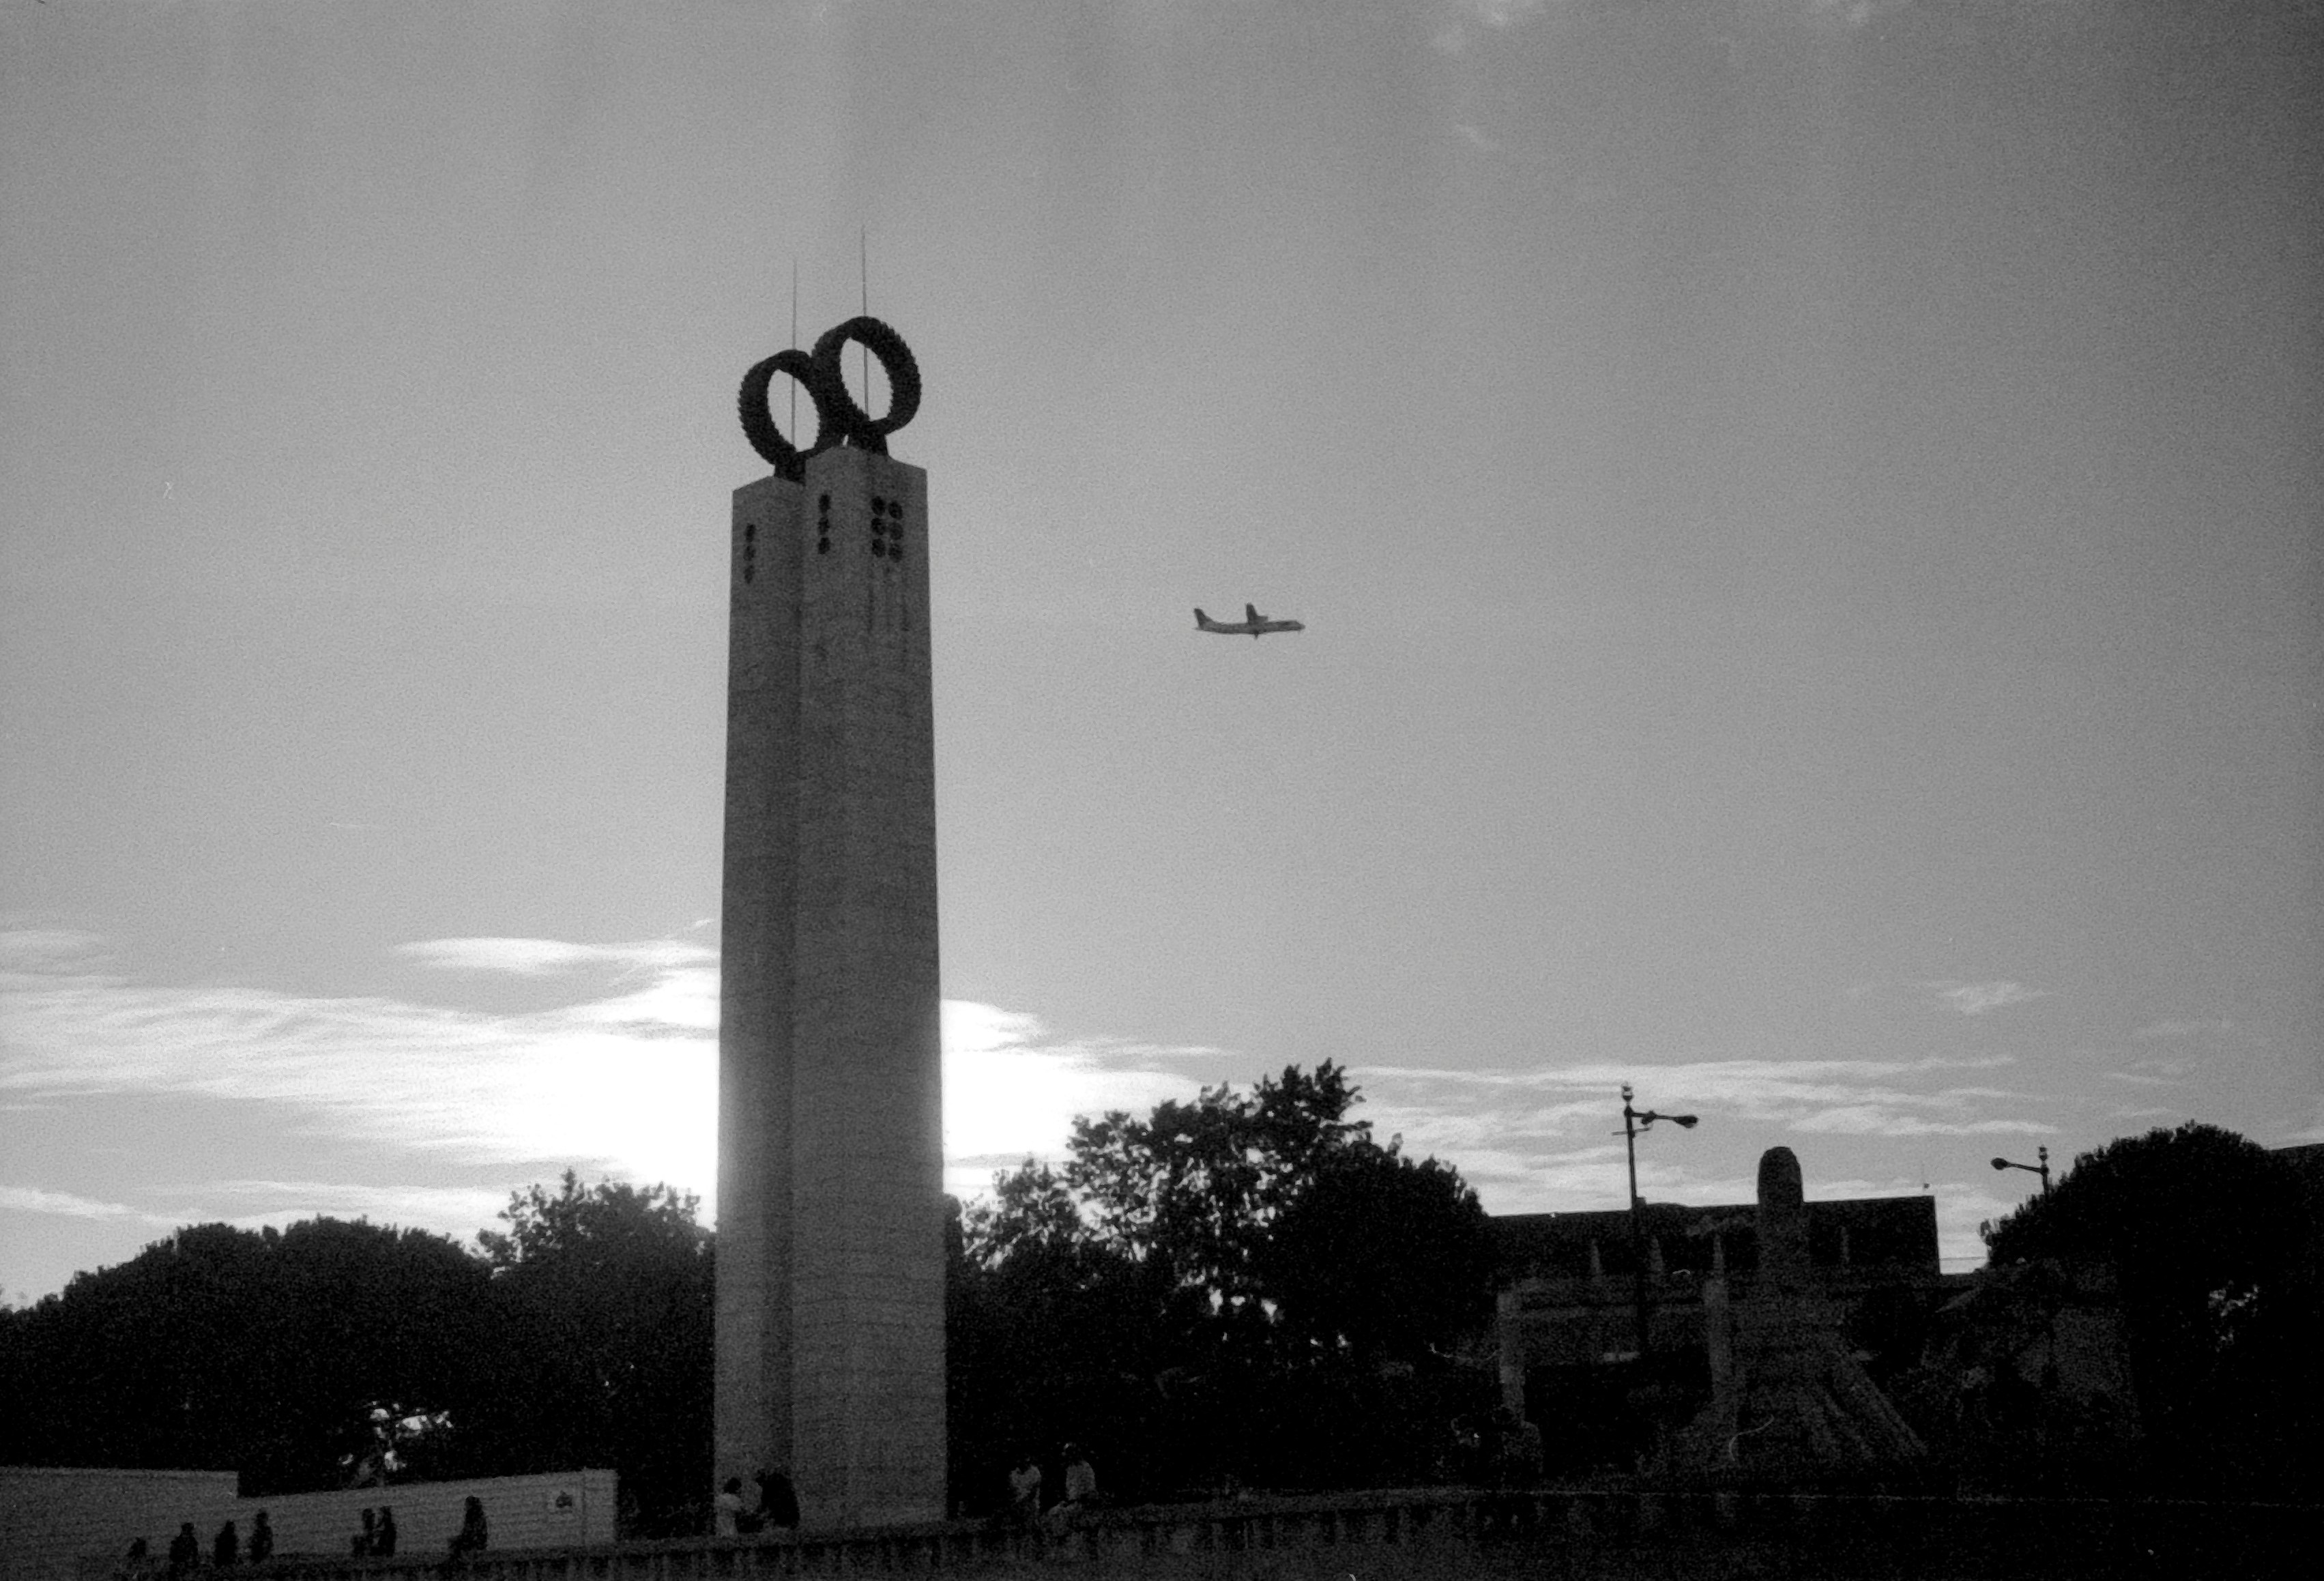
[714,321,945,1528]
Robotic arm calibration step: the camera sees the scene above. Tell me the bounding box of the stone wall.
[199,1485,2318,1581]
[3,1466,237,1581]
[5,1468,614,1581]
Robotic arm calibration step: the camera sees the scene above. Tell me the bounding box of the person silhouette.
[447,1497,487,1561]
[753,1468,798,1533]
[1006,1453,1042,1529]
[246,1513,272,1567]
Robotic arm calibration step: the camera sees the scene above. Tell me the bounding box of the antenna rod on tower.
[860,227,870,409]
[789,257,799,439]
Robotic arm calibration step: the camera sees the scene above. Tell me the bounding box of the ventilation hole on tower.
[745,522,757,543]
[743,564,755,583]
[819,493,830,510]
[817,540,830,554]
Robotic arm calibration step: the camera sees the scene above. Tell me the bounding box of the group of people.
[1006,1444,1099,1531]
[121,1496,489,1574]
[348,1505,400,1557]
[127,1512,273,1578]
[711,1467,800,1537]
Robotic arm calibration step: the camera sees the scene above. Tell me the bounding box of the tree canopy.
[951,1062,1496,1503]
[0,1217,489,1495]
[463,1171,716,1533]
[8,1077,1496,1524]
[0,1174,716,1532]
[1980,1122,2322,1494]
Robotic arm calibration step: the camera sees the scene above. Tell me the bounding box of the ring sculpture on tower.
[739,316,921,478]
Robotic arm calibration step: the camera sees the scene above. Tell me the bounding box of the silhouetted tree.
[950,1172,1172,1509]
[1266,1144,1494,1366]
[1,1181,714,1526]
[465,1171,714,1535]
[1981,1122,2323,1495]
[949,1064,1495,1501]
[1066,1062,1371,1324]
[0,1219,489,1494]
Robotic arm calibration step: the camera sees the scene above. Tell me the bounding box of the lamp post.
[1991,1145,2051,1193]
[1621,1084,1698,1359]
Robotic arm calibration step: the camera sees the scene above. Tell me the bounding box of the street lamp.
[1621,1084,1698,1359]
[1992,1145,2051,1193]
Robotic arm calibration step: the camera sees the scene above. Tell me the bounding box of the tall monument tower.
[715,319,946,1528]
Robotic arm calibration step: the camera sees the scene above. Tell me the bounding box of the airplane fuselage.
[1195,605,1305,638]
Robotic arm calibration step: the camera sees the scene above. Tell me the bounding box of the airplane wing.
[1195,604,1302,635]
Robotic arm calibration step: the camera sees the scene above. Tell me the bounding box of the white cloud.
[1799,0,1915,32]
[0,931,2050,1286]
[0,927,108,967]
[0,1185,162,1223]
[2131,1019,2232,1043]
[0,933,1206,1229]
[1,933,724,1212]
[2287,1100,2324,1145]
[1928,980,2043,1016]
[1357,1054,2024,1115]
[942,1000,1205,1192]
[1432,0,1554,55]
[5,1182,522,1255]
[1790,1105,2046,1137]
[1348,1053,2046,1202]
[398,936,714,979]
[188,1178,518,1228]
[1464,0,1548,23]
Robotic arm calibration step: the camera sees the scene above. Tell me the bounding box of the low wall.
[3,1467,239,1581]
[231,1485,2321,1581]
[41,1470,615,1581]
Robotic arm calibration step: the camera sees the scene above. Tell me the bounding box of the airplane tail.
[1194,608,1216,628]
[1245,603,1261,623]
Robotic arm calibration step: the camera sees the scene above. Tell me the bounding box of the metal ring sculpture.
[738,316,921,480]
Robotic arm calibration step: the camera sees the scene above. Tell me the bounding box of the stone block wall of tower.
[715,442,946,1530]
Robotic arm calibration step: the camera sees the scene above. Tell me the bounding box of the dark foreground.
[244,1488,2320,1581]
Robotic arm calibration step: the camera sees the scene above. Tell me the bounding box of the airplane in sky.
[1195,603,1306,639]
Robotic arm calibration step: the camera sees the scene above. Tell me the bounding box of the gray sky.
[4,0,2319,1305]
